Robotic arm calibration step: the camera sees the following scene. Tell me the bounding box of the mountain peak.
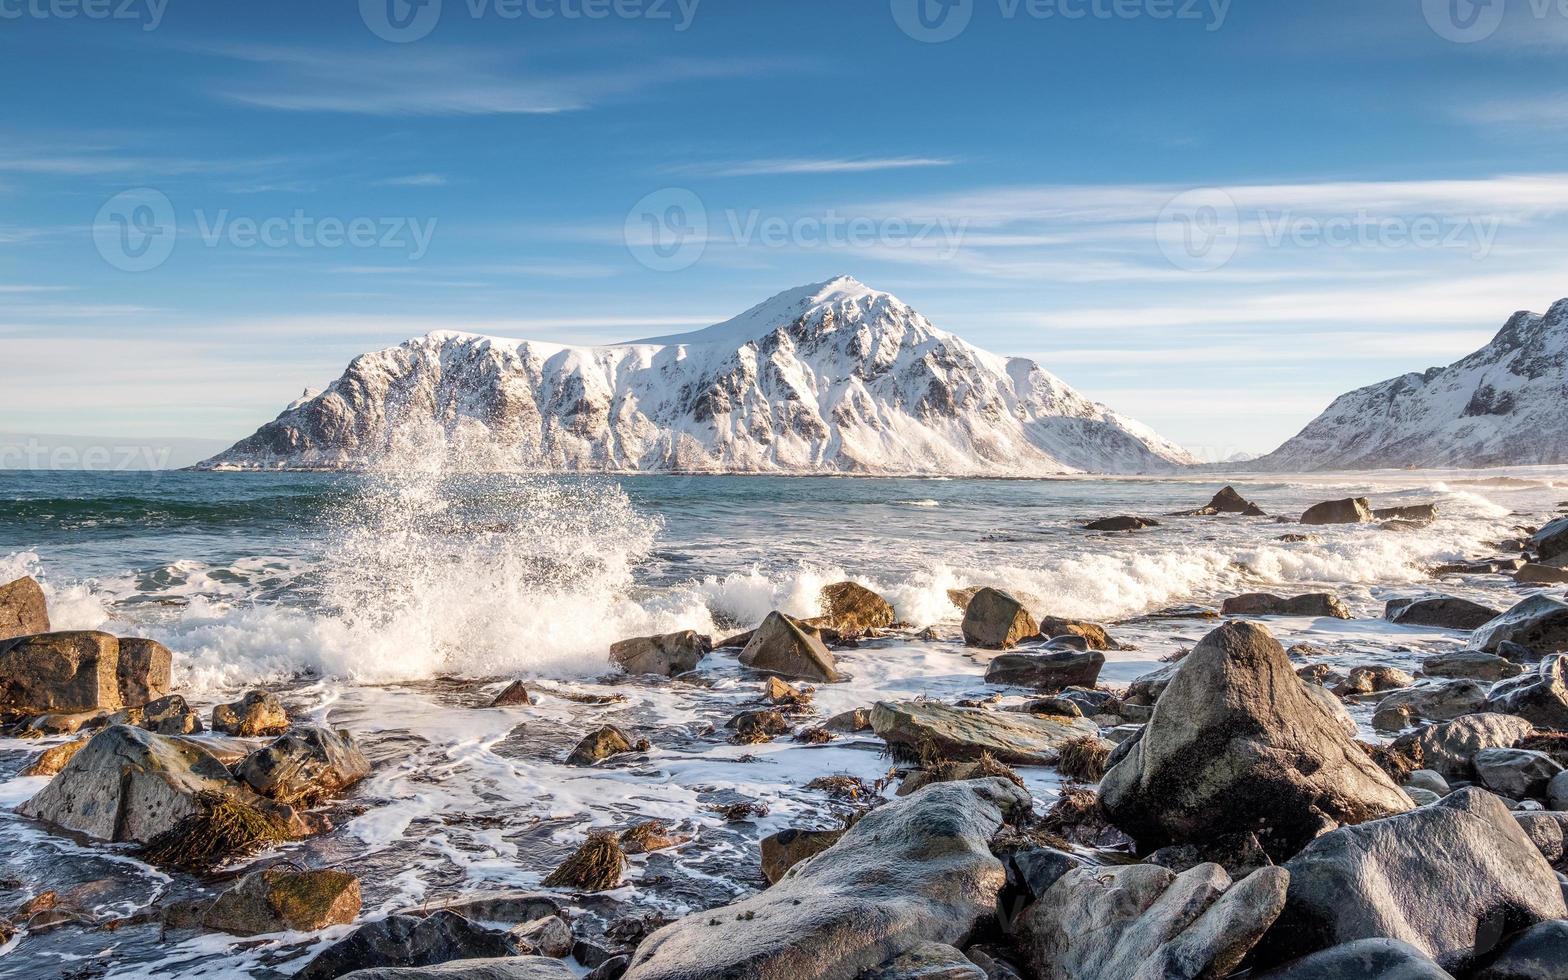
[630,275,916,347]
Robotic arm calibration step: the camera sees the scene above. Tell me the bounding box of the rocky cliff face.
[197,276,1195,475]
[1255,299,1568,471]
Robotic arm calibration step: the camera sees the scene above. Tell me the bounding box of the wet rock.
[1016,862,1289,980]
[725,709,790,742]
[1373,680,1489,730]
[1517,563,1568,585]
[1532,516,1568,562]
[1375,504,1440,523]
[202,868,362,936]
[1499,641,1543,664]
[489,681,532,707]
[1259,788,1568,972]
[1146,831,1274,881]
[1332,665,1415,696]
[1301,497,1375,525]
[961,589,1040,650]
[341,961,576,980]
[1392,713,1538,781]
[1222,592,1351,619]
[738,612,841,683]
[19,708,110,735]
[820,582,896,635]
[1513,812,1567,865]
[236,725,372,804]
[1085,516,1159,532]
[116,637,172,706]
[1184,485,1266,517]
[609,631,711,678]
[1473,919,1568,980]
[585,957,631,980]
[1485,655,1568,728]
[1474,596,1568,655]
[19,724,258,842]
[212,691,290,737]
[512,915,573,958]
[871,700,1098,766]
[1435,557,1526,575]
[295,910,528,980]
[1123,662,1181,706]
[760,827,846,884]
[1422,651,1523,682]
[1052,687,1119,717]
[1386,596,1503,631]
[0,576,48,642]
[823,707,872,732]
[20,735,88,777]
[623,778,1029,980]
[1405,770,1451,796]
[1037,617,1121,651]
[1100,621,1412,860]
[983,650,1104,693]
[1552,770,1568,810]
[404,891,565,927]
[564,725,640,765]
[862,942,985,979]
[1474,749,1564,799]
[106,694,204,735]
[0,631,122,714]
[1253,939,1455,979]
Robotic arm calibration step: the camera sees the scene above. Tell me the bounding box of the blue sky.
[4,0,1568,467]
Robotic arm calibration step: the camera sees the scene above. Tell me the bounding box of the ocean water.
[1,468,1565,977]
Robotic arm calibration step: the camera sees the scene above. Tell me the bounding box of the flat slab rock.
[336,957,576,979]
[871,700,1099,766]
[623,778,1030,980]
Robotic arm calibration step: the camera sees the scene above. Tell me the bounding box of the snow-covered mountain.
[1254,298,1568,471]
[197,276,1194,475]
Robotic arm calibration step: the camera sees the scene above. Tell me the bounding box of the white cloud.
[374,173,449,187]
[682,157,956,177]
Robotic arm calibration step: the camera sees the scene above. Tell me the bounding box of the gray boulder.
[738,612,841,683]
[1259,788,1568,972]
[1517,563,1568,585]
[961,589,1040,650]
[1486,656,1568,728]
[1375,504,1440,523]
[1393,713,1538,781]
[1513,812,1567,866]
[1254,939,1455,979]
[1387,596,1503,631]
[295,910,528,980]
[1373,680,1490,730]
[1551,769,1568,810]
[609,630,711,678]
[0,575,49,641]
[1532,516,1568,562]
[1473,919,1568,980]
[983,650,1104,692]
[335,959,576,980]
[1301,497,1375,525]
[1100,621,1412,860]
[1334,664,1416,696]
[1474,597,1568,655]
[1015,861,1289,980]
[1086,515,1159,531]
[623,778,1030,980]
[236,725,372,805]
[861,942,985,980]
[1222,593,1351,619]
[871,700,1098,766]
[1423,650,1523,682]
[1474,748,1564,799]
[1123,661,1182,705]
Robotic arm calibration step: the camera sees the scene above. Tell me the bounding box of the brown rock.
[609,630,711,677]
[1301,497,1375,525]
[0,631,122,714]
[1037,617,1121,650]
[1222,593,1351,619]
[0,576,49,642]
[565,725,640,766]
[201,868,361,936]
[116,637,172,706]
[820,582,896,635]
[212,691,289,737]
[20,736,89,777]
[737,612,841,683]
[760,827,845,883]
[236,726,372,805]
[489,680,533,706]
[962,589,1040,650]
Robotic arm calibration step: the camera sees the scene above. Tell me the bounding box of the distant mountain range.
[196,276,1195,475]
[1253,298,1568,471]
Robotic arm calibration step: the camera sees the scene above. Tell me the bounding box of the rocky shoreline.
[2,490,1568,978]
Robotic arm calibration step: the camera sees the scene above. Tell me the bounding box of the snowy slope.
[196,276,1195,476]
[1255,298,1568,471]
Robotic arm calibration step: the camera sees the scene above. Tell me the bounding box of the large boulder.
[1037,616,1122,651]
[0,631,122,714]
[336,959,576,980]
[116,637,172,706]
[1184,486,1266,517]
[0,576,49,641]
[862,943,985,980]
[1301,498,1375,525]
[1259,788,1568,973]
[871,700,1099,766]
[1254,939,1455,979]
[1474,748,1564,799]
[609,631,711,678]
[202,868,362,936]
[1099,621,1412,860]
[1375,504,1440,523]
[961,589,1039,650]
[1422,650,1522,682]
[1485,656,1568,729]
[738,612,841,683]
[1473,919,1568,980]
[1392,714,1537,781]
[1373,680,1490,730]
[295,910,526,980]
[623,778,1029,980]
[105,693,203,735]
[1532,516,1568,561]
[1222,593,1351,619]
[212,691,290,737]
[984,651,1104,693]
[1386,596,1503,631]
[1086,516,1159,532]
[1473,596,1568,655]
[820,582,896,635]
[18,724,256,842]
[1517,562,1568,585]
[1016,862,1289,980]
[235,726,372,805]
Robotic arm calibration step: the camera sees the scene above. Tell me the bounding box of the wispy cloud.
[681,157,956,177]
[374,173,449,187]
